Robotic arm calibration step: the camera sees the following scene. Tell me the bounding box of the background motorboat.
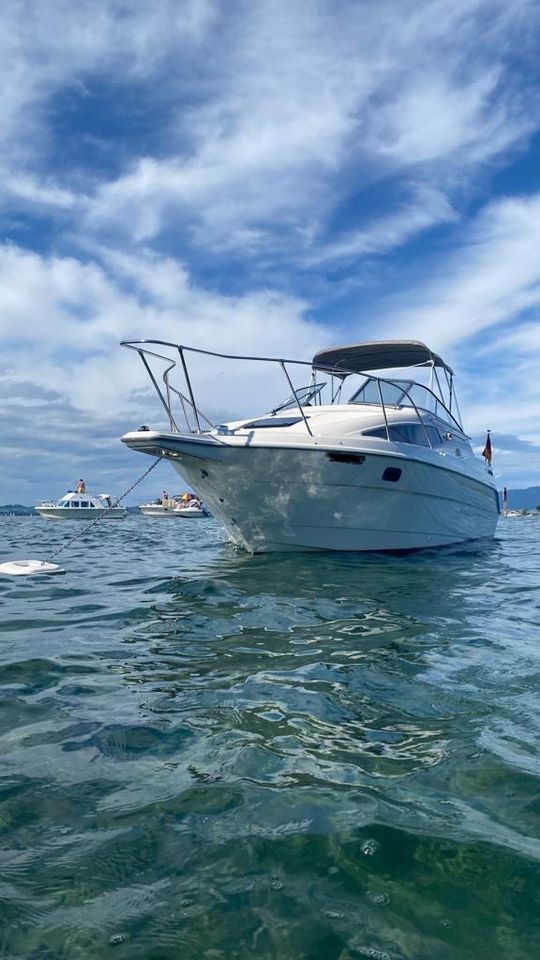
[138,493,205,516]
[36,490,127,520]
[174,500,209,518]
[120,338,500,552]
[139,496,181,517]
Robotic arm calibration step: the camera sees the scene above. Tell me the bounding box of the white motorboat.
[120,338,500,552]
[139,496,181,517]
[36,490,127,520]
[174,500,209,518]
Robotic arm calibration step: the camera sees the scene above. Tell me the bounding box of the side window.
[390,424,428,445]
[389,425,416,443]
[426,426,442,445]
[363,426,388,439]
[71,501,79,507]
[364,424,442,446]
[80,501,89,508]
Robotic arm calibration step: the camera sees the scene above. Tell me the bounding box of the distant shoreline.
[2,486,540,516]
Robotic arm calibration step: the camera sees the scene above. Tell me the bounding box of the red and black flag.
[482,431,492,463]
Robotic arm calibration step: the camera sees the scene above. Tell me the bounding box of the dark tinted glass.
[242,417,305,428]
[364,424,442,446]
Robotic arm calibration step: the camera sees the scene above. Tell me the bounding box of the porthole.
[382,467,401,482]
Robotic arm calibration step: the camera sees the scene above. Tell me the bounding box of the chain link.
[45,457,163,564]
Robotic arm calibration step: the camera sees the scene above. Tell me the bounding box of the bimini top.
[312,340,453,376]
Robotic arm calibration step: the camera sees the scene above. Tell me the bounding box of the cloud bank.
[1,0,540,500]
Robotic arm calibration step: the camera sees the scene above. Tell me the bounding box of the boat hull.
[174,507,209,518]
[36,507,126,520]
[124,434,499,552]
[139,505,178,517]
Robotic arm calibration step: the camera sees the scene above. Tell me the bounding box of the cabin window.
[80,501,89,507]
[364,424,442,447]
[71,501,80,507]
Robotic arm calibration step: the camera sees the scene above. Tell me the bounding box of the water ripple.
[1,516,539,958]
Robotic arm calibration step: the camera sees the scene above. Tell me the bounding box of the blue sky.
[1,0,540,504]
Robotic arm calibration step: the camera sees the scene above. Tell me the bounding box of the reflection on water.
[0,516,539,959]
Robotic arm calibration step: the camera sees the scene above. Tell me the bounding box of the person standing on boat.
[76,479,86,494]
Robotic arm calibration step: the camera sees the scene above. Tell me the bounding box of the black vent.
[382,467,402,482]
[327,451,366,465]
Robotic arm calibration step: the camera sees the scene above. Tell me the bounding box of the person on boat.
[76,479,86,494]
[162,489,169,502]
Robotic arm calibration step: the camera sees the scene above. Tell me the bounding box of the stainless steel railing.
[120,339,465,445]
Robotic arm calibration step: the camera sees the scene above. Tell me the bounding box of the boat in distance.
[120,338,500,553]
[36,490,127,520]
[139,494,183,517]
[174,499,209,518]
[139,494,209,517]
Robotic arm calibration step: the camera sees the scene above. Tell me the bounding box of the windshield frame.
[349,374,464,434]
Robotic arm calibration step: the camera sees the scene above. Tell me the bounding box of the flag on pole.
[482,431,492,462]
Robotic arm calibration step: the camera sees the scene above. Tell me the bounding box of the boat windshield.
[350,377,454,424]
[271,382,326,414]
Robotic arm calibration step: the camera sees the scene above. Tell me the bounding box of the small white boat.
[139,497,180,517]
[36,490,127,520]
[174,501,209,518]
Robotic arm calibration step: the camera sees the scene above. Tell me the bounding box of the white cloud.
[0,242,331,416]
[367,69,518,167]
[381,192,540,350]
[0,239,338,500]
[0,0,217,182]
[366,190,540,482]
[82,0,539,254]
[305,186,458,265]
[0,0,532,258]
[1,0,540,498]
[0,171,77,210]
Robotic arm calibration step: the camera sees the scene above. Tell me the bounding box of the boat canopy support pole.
[376,378,391,441]
[432,365,445,412]
[139,352,178,432]
[280,361,313,437]
[178,347,202,433]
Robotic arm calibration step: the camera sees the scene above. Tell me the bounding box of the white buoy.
[0,560,62,576]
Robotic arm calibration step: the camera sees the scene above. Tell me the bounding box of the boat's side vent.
[327,452,366,465]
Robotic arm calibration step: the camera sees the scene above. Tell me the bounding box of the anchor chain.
[44,457,163,564]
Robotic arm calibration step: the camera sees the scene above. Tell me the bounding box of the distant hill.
[505,487,540,510]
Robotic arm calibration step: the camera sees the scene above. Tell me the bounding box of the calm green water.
[1,515,539,959]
